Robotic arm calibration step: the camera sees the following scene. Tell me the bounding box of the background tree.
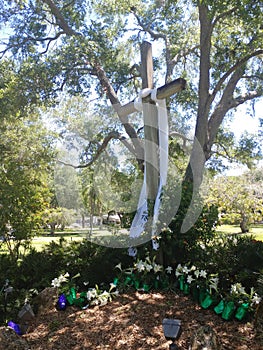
[207,170,263,232]
[41,207,77,234]
[0,60,56,260]
[0,116,55,259]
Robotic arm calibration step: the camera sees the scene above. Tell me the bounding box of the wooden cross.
[115,41,186,208]
[140,41,159,201]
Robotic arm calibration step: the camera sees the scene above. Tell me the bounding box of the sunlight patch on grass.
[216,224,263,241]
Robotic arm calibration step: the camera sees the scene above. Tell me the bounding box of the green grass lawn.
[1,224,263,255]
[215,224,263,241]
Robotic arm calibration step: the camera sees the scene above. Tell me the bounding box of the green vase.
[154,279,159,290]
[183,282,190,295]
[198,288,207,304]
[201,293,214,309]
[73,297,85,307]
[143,284,151,292]
[124,276,133,286]
[222,301,236,320]
[191,286,199,302]
[160,277,169,289]
[179,276,184,291]
[235,303,249,321]
[214,300,225,315]
[134,279,140,290]
[70,287,76,299]
[66,293,74,305]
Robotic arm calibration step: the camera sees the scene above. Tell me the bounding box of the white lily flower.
[86,288,97,300]
[153,263,162,273]
[175,264,183,277]
[175,270,182,277]
[232,238,238,245]
[111,290,120,297]
[230,283,246,295]
[194,270,200,278]
[51,278,60,288]
[109,283,116,291]
[199,270,207,278]
[115,263,122,271]
[135,260,145,272]
[235,283,245,295]
[252,294,261,305]
[165,266,173,274]
[187,275,195,284]
[145,263,153,272]
[182,266,190,274]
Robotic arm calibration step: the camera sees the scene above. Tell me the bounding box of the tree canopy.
[0,1,261,176]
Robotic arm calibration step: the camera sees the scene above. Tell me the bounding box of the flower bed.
[113,258,261,322]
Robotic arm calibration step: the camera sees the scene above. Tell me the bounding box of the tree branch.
[131,9,166,40]
[211,141,234,161]
[166,45,199,82]
[58,131,124,169]
[209,50,263,107]
[43,0,80,36]
[92,62,145,167]
[229,90,262,109]
[212,6,239,28]
[207,67,246,154]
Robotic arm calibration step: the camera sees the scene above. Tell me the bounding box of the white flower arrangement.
[175,263,208,287]
[230,283,262,306]
[86,284,119,306]
[51,272,70,288]
[114,256,171,290]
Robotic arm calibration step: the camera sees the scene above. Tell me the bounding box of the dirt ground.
[1,290,262,350]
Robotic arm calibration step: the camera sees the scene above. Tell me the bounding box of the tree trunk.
[240,215,249,233]
[49,223,56,236]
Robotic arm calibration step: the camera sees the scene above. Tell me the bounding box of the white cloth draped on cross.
[129,88,169,249]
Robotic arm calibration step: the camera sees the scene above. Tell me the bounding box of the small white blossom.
[111,290,120,297]
[252,294,261,305]
[175,264,183,277]
[109,283,117,291]
[58,273,69,284]
[232,238,238,245]
[187,275,195,284]
[209,277,219,292]
[194,270,200,278]
[182,265,190,274]
[231,283,246,295]
[86,288,97,300]
[145,263,153,272]
[165,266,173,274]
[199,270,207,278]
[135,260,145,272]
[153,263,162,274]
[51,278,60,288]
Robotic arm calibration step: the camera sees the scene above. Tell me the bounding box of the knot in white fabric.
[133,88,158,112]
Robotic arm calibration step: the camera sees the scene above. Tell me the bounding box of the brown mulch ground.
[1,291,262,349]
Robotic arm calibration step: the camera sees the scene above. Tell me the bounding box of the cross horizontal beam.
[116,78,187,118]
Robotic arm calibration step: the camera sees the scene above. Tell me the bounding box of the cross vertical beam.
[140,41,159,203]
